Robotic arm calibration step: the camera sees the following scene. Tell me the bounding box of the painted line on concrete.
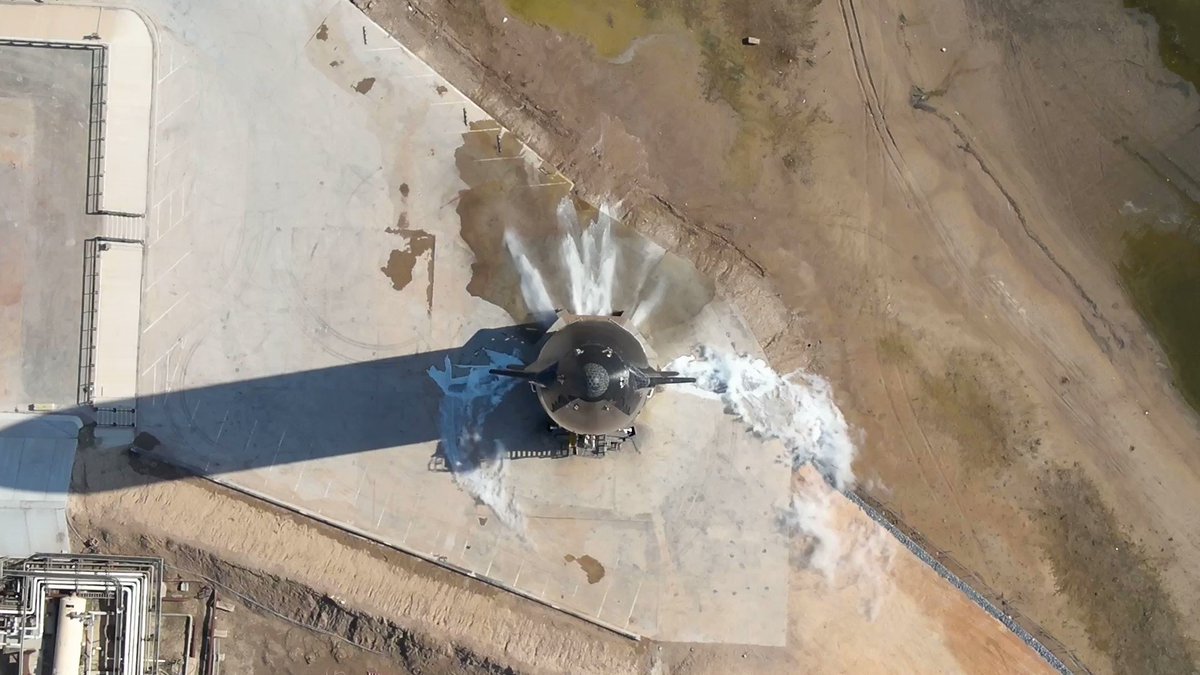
[145,250,191,290]
[156,89,198,125]
[153,198,188,244]
[140,338,179,376]
[624,580,643,628]
[269,431,287,466]
[243,419,258,453]
[153,135,185,167]
[595,583,612,616]
[352,468,367,505]
[214,407,230,442]
[141,290,189,333]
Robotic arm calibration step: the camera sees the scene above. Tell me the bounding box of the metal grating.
[95,407,136,427]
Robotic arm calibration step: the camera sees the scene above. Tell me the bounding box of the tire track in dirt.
[837,0,994,567]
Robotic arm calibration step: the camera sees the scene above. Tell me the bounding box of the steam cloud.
[427,351,526,532]
[456,194,894,618]
[669,347,894,618]
[667,346,857,489]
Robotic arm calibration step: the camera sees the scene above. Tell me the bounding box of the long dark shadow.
[0,323,561,495]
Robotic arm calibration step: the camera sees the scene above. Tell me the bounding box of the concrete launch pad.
[0,44,96,410]
[61,0,792,644]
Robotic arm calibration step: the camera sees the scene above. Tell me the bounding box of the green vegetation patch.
[919,353,1022,471]
[1037,467,1197,673]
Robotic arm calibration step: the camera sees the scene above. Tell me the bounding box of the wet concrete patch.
[452,120,715,333]
[563,553,606,584]
[453,120,570,320]
[381,228,436,312]
[353,77,376,94]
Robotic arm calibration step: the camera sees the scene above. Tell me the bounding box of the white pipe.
[53,595,87,675]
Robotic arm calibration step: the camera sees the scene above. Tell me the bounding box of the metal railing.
[78,239,100,405]
[85,45,109,215]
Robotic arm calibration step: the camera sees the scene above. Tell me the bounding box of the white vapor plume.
[427,350,526,531]
[503,197,626,319]
[504,228,555,321]
[669,346,895,618]
[784,480,896,620]
[667,346,858,489]
[565,201,618,315]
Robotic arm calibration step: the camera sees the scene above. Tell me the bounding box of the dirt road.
[353,0,1200,672]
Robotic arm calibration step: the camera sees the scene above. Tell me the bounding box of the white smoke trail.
[427,350,526,531]
[667,346,857,490]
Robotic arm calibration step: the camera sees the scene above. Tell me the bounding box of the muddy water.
[1118,222,1200,411]
[452,121,715,338]
[1125,0,1200,89]
[503,0,653,58]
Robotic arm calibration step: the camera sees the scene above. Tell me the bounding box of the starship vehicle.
[490,311,695,456]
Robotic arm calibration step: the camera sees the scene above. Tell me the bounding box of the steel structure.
[0,554,163,675]
[491,311,695,455]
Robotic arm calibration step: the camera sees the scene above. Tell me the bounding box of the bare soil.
[353,0,1200,672]
[72,440,1064,674]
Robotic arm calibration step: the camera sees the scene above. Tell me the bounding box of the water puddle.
[1118,222,1200,411]
[1125,0,1200,90]
[503,0,655,58]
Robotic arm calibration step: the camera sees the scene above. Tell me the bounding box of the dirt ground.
[70,445,1058,675]
[346,0,1200,672]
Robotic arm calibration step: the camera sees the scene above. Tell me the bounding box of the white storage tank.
[52,595,87,675]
